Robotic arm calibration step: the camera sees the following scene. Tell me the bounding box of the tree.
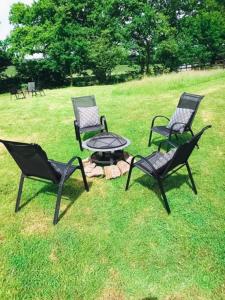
[88,30,127,82]
[0,40,11,78]
[9,0,93,85]
[108,0,173,74]
[177,2,225,66]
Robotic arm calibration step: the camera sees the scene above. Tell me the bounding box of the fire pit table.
[82,132,130,165]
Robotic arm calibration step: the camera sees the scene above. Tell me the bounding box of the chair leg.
[148,129,153,147]
[157,178,171,214]
[125,165,133,190]
[77,133,83,151]
[53,182,64,225]
[15,173,25,212]
[80,165,89,192]
[74,123,83,151]
[186,162,197,194]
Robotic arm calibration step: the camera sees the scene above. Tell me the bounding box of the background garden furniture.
[126,125,211,213]
[10,88,26,100]
[0,140,89,225]
[27,82,36,96]
[27,81,45,96]
[36,83,46,96]
[71,95,108,151]
[148,92,204,147]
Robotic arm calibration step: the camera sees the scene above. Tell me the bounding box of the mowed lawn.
[0,70,225,300]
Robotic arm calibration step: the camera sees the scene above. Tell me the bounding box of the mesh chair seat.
[135,149,176,175]
[49,160,78,179]
[79,124,104,134]
[152,126,179,137]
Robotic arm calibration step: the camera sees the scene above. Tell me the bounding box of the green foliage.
[9,0,92,84]
[6,0,225,85]
[0,41,11,78]
[88,31,127,82]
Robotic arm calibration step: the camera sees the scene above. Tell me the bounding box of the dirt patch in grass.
[201,111,214,122]
[132,207,151,226]
[164,286,208,300]
[98,269,125,300]
[22,222,49,236]
[98,287,125,300]
[21,214,51,236]
[0,234,5,244]
[49,248,58,262]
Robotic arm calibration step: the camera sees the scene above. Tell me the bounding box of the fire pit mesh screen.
[87,132,127,150]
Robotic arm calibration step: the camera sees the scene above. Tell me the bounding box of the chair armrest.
[169,122,186,134]
[131,154,158,177]
[151,115,170,129]
[61,156,83,181]
[100,115,108,131]
[100,115,106,123]
[74,120,80,131]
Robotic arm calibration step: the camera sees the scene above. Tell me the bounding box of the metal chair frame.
[72,95,108,151]
[0,140,89,225]
[126,126,211,213]
[148,92,204,148]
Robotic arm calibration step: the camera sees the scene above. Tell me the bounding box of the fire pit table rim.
[82,132,130,152]
[82,132,131,165]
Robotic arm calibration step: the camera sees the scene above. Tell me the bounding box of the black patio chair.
[36,82,45,96]
[126,125,211,213]
[71,95,108,151]
[10,88,26,100]
[148,92,204,148]
[0,140,89,225]
[27,82,36,96]
[27,81,45,96]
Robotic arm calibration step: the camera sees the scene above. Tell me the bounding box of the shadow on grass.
[133,172,195,212]
[142,297,158,300]
[17,177,92,222]
[150,131,195,151]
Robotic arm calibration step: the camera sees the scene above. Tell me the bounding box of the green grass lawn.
[0,70,225,300]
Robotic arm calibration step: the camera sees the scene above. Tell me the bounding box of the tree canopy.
[5,0,225,85]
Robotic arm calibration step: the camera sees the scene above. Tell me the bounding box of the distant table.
[82,132,130,165]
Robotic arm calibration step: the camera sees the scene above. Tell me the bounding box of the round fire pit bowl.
[82,132,131,165]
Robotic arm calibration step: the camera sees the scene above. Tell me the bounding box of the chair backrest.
[0,140,60,183]
[177,92,204,128]
[163,125,211,175]
[71,95,96,126]
[28,82,35,92]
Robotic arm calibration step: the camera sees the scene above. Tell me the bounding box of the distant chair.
[0,140,89,225]
[71,95,108,151]
[27,82,45,96]
[27,82,36,95]
[36,82,45,96]
[148,92,204,147]
[126,125,211,213]
[10,87,26,100]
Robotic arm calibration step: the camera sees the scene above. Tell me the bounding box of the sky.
[0,0,33,40]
